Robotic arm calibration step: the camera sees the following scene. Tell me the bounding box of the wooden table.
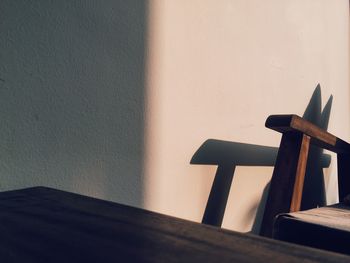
[0,187,349,262]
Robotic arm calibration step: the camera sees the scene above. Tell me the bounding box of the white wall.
[0,0,349,232]
[144,0,350,231]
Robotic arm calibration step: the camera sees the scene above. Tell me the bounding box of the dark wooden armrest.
[266,114,350,154]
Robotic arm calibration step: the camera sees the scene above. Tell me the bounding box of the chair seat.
[273,203,350,255]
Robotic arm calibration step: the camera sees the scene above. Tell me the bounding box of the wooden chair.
[191,114,345,238]
[260,114,350,237]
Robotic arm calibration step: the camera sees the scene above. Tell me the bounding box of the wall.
[144,0,350,231]
[0,0,147,207]
[0,0,349,232]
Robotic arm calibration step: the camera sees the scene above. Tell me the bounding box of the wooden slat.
[290,134,310,212]
[266,115,350,154]
[291,116,336,146]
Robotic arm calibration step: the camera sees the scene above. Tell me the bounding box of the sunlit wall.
[0,0,349,233]
[144,0,350,231]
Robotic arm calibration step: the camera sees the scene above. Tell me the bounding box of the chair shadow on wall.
[191,84,333,234]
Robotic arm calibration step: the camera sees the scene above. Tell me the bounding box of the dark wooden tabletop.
[0,187,349,262]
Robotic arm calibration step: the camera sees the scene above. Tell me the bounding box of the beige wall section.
[144,0,350,231]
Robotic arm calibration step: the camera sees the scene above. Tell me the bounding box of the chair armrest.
[266,114,350,154]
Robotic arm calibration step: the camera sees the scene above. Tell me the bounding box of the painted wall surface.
[145,0,350,231]
[0,0,349,232]
[0,0,147,207]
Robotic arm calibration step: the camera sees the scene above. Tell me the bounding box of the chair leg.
[260,132,310,237]
[337,153,350,201]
